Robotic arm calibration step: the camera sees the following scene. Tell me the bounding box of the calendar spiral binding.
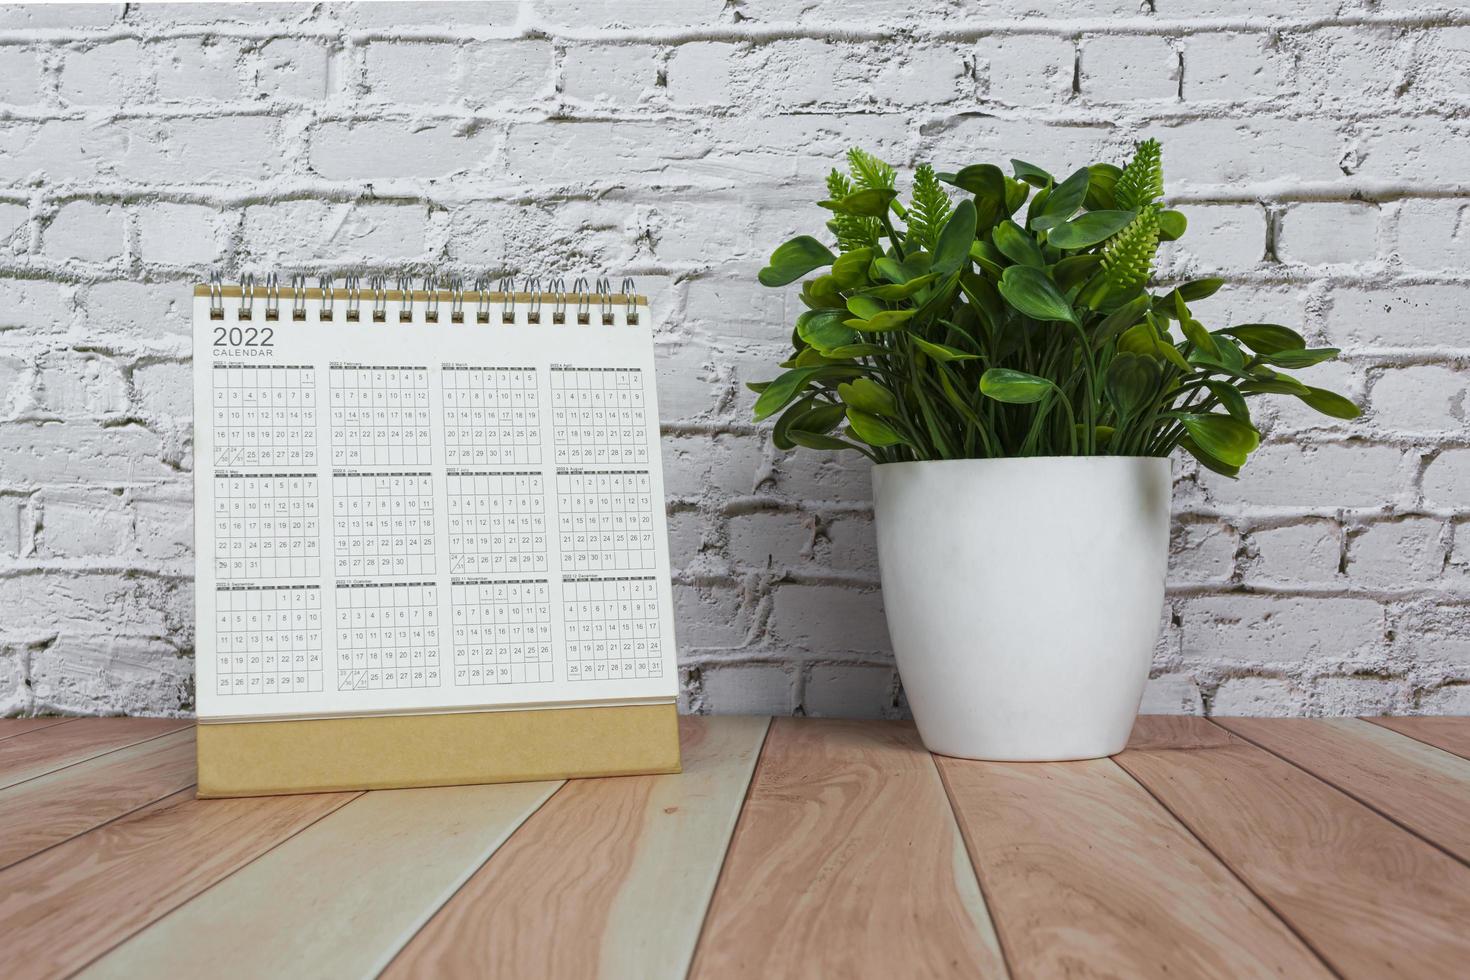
[204,273,643,327]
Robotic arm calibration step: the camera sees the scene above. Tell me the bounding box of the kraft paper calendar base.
[197,702,681,798]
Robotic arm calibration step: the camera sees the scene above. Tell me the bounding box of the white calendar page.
[193,292,679,723]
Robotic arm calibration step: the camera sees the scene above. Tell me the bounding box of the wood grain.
[383,715,770,980]
[1218,717,1470,864]
[0,717,189,789]
[0,717,72,741]
[0,787,354,979]
[689,718,1007,980]
[937,752,1328,979]
[1117,716,1470,979]
[1367,716,1470,761]
[84,780,561,980]
[0,728,196,870]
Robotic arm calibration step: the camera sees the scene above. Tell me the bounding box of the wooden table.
[2,715,1468,979]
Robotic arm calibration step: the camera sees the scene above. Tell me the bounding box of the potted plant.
[750,141,1358,760]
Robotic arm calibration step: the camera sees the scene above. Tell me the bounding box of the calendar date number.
[213,326,274,347]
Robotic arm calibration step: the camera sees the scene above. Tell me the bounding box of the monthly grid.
[329,366,432,466]
[551,368,648,466]
[450,580,554,685]
[564,578,663,682]
[335,583,441,691]
[211,365,317,468]
[446,473,548,575]
[214,586,324,696]
[332,474,436,578]
[213,474,322,580]
[557,471,657,572]
[442,367,542,467]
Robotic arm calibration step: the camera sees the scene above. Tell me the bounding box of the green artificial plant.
[749,141,1359,476]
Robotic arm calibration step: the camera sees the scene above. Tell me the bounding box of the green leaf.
[1092,293,1152,348]
[837,377,898,416]
[846,408,906,446]
[999,265,1077,324]
[1030,167,1091,231]
[1180,436,1241,478]
[1157,209,1187,241]
[1296,386,1361,419]
[790,430,862,452]
[980,368,1054,404]
[802,275,844,310]
[1180,317,1220,359]
[796,308,858,353]
[909,335,979,361]
[830,248,874,289]
[1053,253,1103,291]
[931,198,977,275]
[848,308,917,332]
[772,394,817,450]
[1046,210,1137,250]
[753,366,822,420]
[1177,277,1222,302]
[856,273,939,301]
[937,164,1008,229]
[1260,347,1341,369]
[1216,323,1307,354]
[1119,322,1190,371]
[1105,352,1160,423]
[1114,138,1163,212]
[1084,163,1122,210]
[993,219,1046,268]
[820,188,899,217]
[1176,413,1260,467]
[1011,159,1053,188]
[1204,380,1250,422]
[846,294,884,320]
[759,236,836,287]
[826,343,887,358]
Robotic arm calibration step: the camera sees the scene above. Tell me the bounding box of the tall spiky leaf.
[1114,139,1163,212]
[847,148,896,191]
[1100,206,1160,296]
[825,168,879,250]
[906,163,952,252]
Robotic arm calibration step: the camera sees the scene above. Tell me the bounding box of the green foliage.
[751,141,1360,473]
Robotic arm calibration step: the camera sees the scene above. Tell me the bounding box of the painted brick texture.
[0,2,1467,719]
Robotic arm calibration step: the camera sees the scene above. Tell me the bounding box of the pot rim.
[873,455,1172,470]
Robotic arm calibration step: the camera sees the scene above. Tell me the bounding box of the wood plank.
[384,715,770,980]
[689,718,1008,980]
[1218,717,1470,864]
[83,780,562,980]
[1117,716,1470,979]
[0,787,354,979]
[0,717,189,788]
[0,728,196,870]
[0,717,72,741]
[1368,716,1470,762]
[936,751,1330,979]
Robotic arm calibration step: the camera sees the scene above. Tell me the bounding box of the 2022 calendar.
[194,278,679,728]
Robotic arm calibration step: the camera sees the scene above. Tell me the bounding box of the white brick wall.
[0,1,1467,719]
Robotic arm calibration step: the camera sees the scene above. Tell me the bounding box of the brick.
[133,361,191,419]
[0,278,73,335]
[1183,32,1281,101]
[1169,519,1237,586]
[1418,685,1470,714]
[699,663,798,715]
[35,351,129,416]
[672,582,751,648]
[137,203,217,266]
[1326,284,1470,350]
[1348,519,1447,588]
[254,38,331,100]
[0,494,23,557]
[1367,365,1470,436]
[240,201,428,263]
[0,4,121,28]
[768,583,888,654]
[0,47,45,105]
[1146,117,1343,187]
[112,116,283,182]
[1199,443,1404,510]
[60,40,146,106]
[1244,520,1342,587]
[1209,676,1302,716]
[504,119,707,183]
[726,510,816,570]
[1354,118,1470,183]
[35,488,131,557]
[871,45,970,106]
[1306,677,1405,716]
[31,632,194,716]
[79,281,189,339]
[155,37,243,101]
[666,42,737,105]
[1141,672,1205,714]
[982,34,1074,106]
[1081,35,1177,102]
[561,43,659,103]
[0,421,170,485]
[1290,27,1407,105]
[922,116,1113,185]
[1158,203,1265,274]
[0,202,29,254]
[1416,27,1470,99]
[364,42,457,105]
[803,664,895,718]
[132,489,192,560]
[310,121,495,179]
[1393,199,1470,272]
[339,1,519,27]
[0,354,24,419]
[1276,203,1380,266]
[1422,450,1470,509]
[1181,596,1386,666]
[1257,359,1365,436]
[528,0,725,29]
[43,202,127,264]
[460,41,555,107]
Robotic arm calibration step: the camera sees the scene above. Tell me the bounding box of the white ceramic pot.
[872,456,1171,761]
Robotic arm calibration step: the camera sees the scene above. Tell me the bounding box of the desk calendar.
[193,278,681,797]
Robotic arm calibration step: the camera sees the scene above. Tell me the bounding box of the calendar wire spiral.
[205,274,642,327]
